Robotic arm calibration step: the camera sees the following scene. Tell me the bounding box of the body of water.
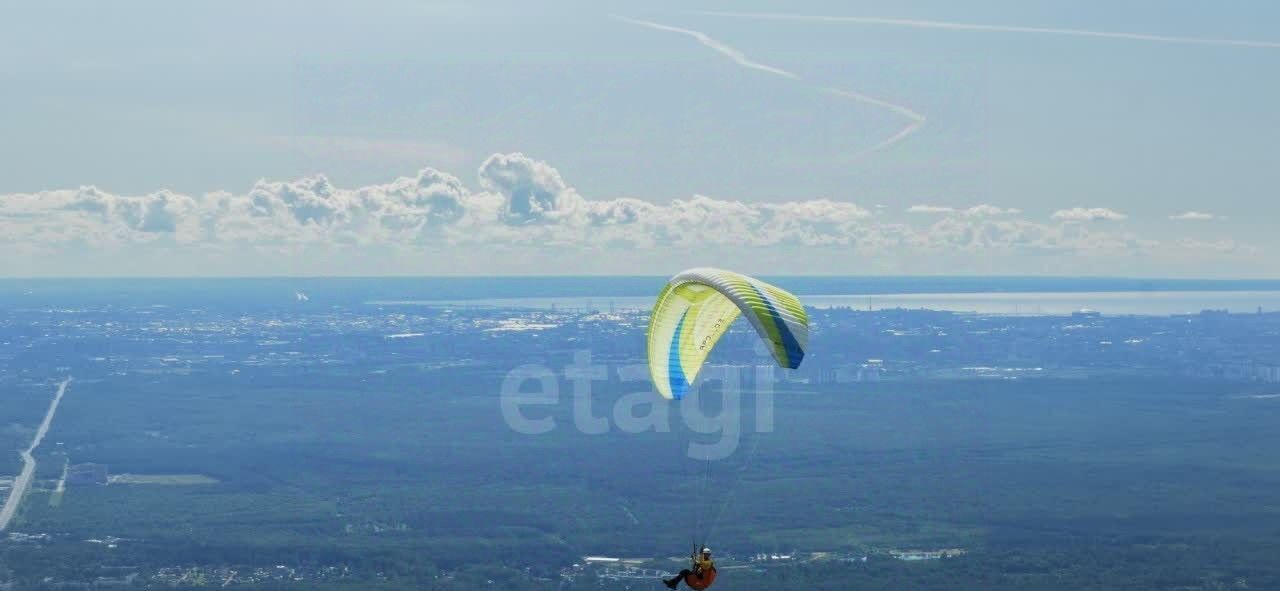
[375,290,1280,316]
[6,277,1280,316]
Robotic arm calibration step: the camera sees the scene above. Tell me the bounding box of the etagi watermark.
[500,350,777,461]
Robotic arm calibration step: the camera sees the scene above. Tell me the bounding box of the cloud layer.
[0,153,1254,275]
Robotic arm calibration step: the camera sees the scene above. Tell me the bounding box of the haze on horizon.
[2,0,1277,277]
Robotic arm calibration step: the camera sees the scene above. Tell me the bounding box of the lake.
[376,290,1280,316]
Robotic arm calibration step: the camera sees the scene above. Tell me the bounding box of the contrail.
[824,87,925,123]
[613,16,798,79]
[613,15,926,157]
[822,87,926,159]
[696,11,1280,49]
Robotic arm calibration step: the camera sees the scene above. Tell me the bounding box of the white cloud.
[1169,211,1219,221]
[0,153,1254,275]
[1051,207,1128,222]
[478,152,587,225]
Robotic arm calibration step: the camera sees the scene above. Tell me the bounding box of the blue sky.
[1,0,1276,276]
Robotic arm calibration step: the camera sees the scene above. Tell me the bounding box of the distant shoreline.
[372,290,1280,316]
[4,276,1280,308]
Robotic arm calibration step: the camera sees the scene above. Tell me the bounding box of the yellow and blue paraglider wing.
[647,268,809,400]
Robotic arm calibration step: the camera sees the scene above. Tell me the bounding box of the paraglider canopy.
[647,268,808,399]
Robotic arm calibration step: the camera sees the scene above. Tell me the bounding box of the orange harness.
[684,566,717,590]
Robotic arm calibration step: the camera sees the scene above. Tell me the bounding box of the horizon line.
[3,275,1280,282]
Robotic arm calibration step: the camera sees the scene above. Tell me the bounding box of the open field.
[108,474,219,486]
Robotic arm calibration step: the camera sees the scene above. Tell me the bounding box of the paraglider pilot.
[664,547,716,590]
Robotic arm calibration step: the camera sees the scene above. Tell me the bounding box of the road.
[0,377,71,531]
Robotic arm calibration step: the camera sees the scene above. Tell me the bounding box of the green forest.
[4,371,1280,589]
